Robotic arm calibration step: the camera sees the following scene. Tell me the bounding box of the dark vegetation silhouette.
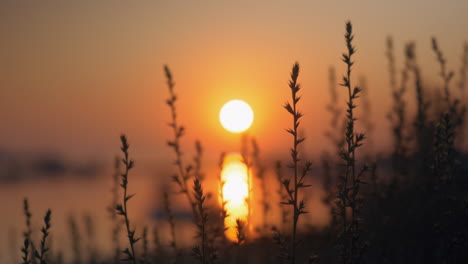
[12,21,468,264]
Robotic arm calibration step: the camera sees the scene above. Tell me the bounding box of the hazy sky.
[1,0,467,162]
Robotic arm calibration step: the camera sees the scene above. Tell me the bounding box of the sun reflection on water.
[221,153,249,241]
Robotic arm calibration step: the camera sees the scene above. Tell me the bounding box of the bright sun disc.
[219,100,254,133]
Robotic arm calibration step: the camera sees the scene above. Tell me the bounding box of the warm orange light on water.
[221,153,250,241]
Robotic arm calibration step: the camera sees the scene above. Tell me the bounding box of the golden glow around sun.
[221,153,250,241]
[219,100,254,133]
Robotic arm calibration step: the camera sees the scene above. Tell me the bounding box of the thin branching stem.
[252,138,269,232]
[281,62,312,264]
[193,178,209,264]
[432,37,454,107]
[21,238,31,264]
[217,153,228,243]
[194,140,204,181]
[115,135,139,264]
[22,198,37,264]
[406,42,430,164]
[387,36,409,180]
[164,65,198,222]
[337,21,367,264]
[34,209,51,264]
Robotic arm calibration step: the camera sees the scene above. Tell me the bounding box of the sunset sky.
[1,2,468,262]
[1,0,467,163]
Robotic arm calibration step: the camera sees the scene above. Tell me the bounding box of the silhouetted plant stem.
[34,209,52,264]
[251,138,269,232]
[432,38,454,107]
[193,140,205,181]
[164,65,198,222]
[337,21,367,264]
[192,178,211,264]
[115,135,139,264]
[359,76,374,147]
[281,62,312,264]
[21,238,31,264]
[240,133,253,234]
[235,219,246,246]
[387,36,409,181]
[325,66,346,157]
[217,152,228,244]
[432,37,466,147]
[405,43,430,156]
[323,65,343,231]
[386,37,397,93]
[22,198,37,264]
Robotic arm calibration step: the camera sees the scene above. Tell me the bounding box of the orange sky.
[1,0,467,163]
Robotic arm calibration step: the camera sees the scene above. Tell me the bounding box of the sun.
[219,100,254,133]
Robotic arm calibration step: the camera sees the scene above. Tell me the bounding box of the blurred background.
[0,1,467,263]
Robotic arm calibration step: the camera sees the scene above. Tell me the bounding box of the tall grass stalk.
[432,38,454,107]
[34,209,51,264]
[386,36,409,180]
[235,219,246,246]
[240,134,253,233]
[217,152,228,243]
[336,21,367,264]
[21,238,31,264]
[323,66,342,231]
[386,37,397,93]
[251,138,269,232]
[282,62,312,264]
[193,140,205,181]
[359,76,374,145]
[115,135,140,263]
[164,65,198,221]
[406,42,431,172]
[325,66,345,156]
[192,178,211,264]
[326,66,340,137]
[22,198,37,264]
[432,38,467,151]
